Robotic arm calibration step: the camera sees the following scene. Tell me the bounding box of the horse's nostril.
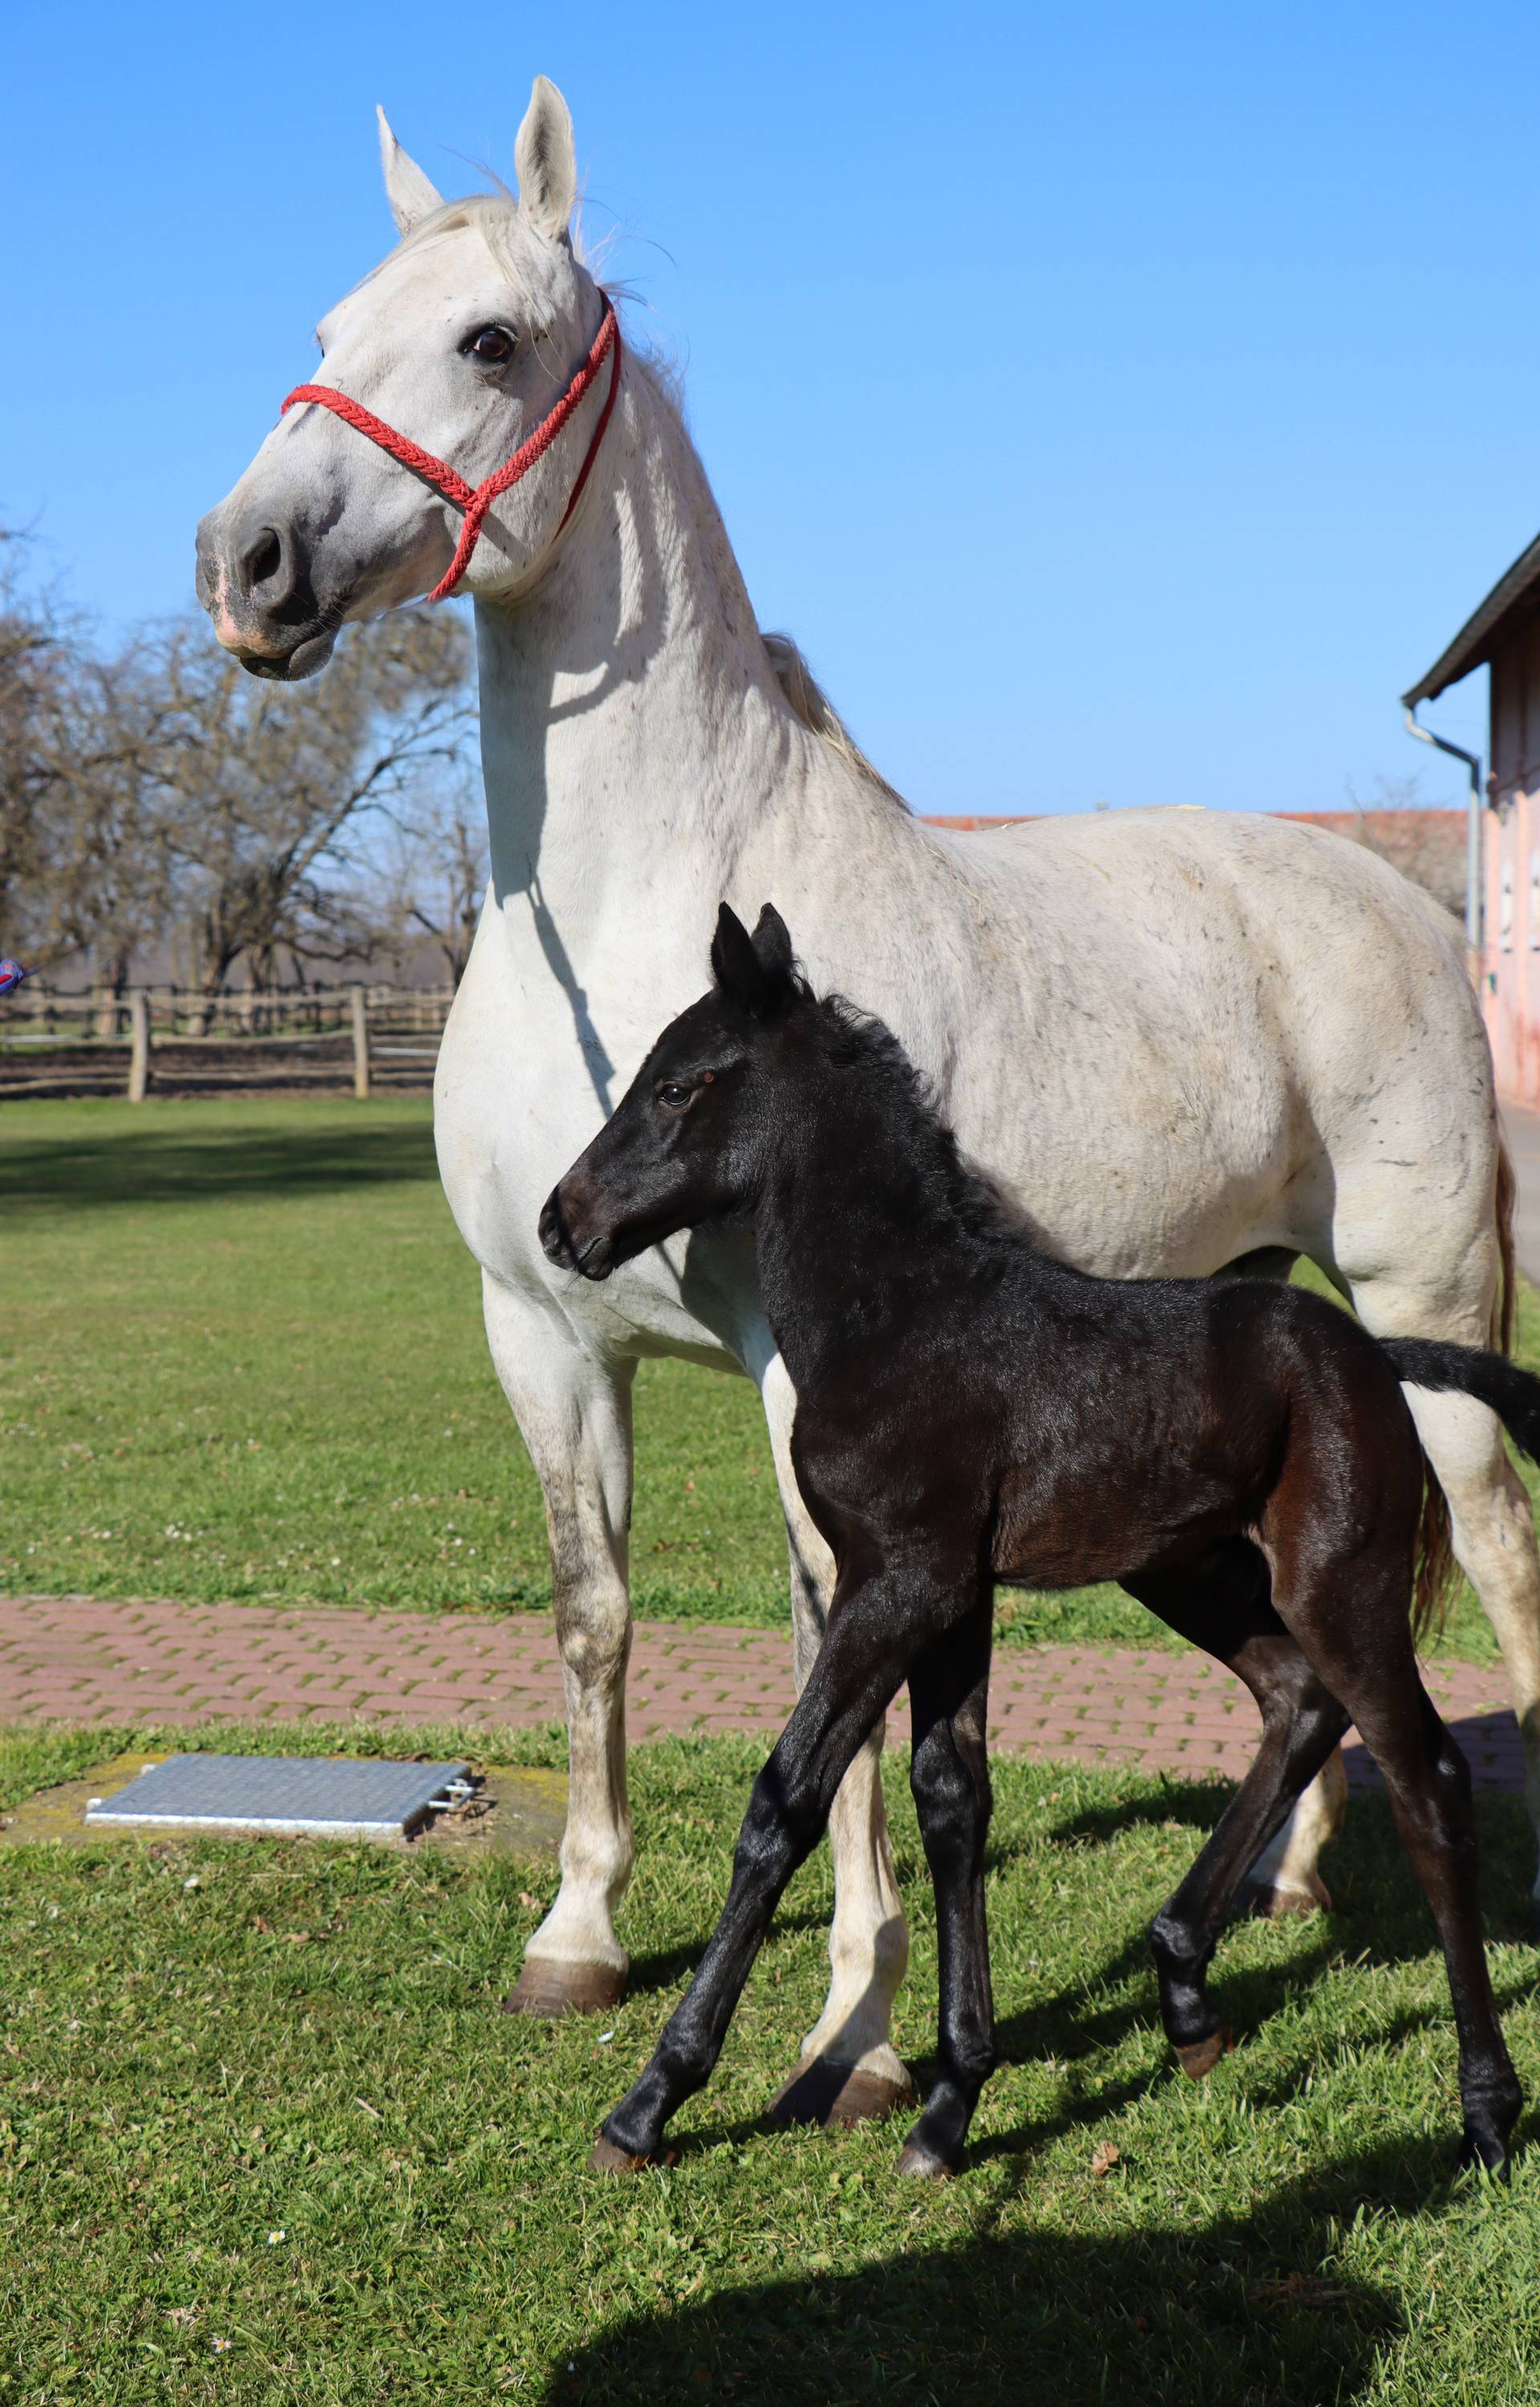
[241,526,285,592]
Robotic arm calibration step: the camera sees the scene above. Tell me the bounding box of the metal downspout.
[1404,704,1484,968]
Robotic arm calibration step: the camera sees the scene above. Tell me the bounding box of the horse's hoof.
[1456,2131,1512,2183]
[588,2133,675,2175]
[767,2057,917,2131]
[1173,2026,1234,2081]
[1238,1878,1330,1921]
[502,1957,627,2018]
[896,2141,955,2181]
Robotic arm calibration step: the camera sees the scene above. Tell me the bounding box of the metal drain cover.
[84,1754,471,1841]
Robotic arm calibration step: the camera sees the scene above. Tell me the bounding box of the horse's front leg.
[592,1556,938,2172]
[484,1273,638,2018]
[758,1354,914,2126]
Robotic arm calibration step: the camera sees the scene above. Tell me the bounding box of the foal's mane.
[804,988,1025,1248]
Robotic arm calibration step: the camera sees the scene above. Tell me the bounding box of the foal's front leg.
[898,1603,996,2178]
[759,1355,913,2126]
[591,1561,942,2171]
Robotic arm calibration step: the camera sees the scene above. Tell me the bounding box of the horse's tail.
[1493,1129,1518,1357]
[1383,1329,1540,1648]
[1410,1467,1457,1654]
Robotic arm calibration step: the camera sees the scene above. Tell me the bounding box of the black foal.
[542,901,1537,2180]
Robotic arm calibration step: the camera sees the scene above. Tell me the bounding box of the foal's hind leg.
[898,1602,995,2178]
[1125,1544,1350,2076]
[1279,1578,1522,2173]
[1343,1223,1540,1925]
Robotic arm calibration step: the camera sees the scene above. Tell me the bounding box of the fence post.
[127,992,150,1102]
[350,984,371,1099]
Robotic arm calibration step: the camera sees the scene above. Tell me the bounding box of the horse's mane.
[760,634,906,812]
[803,987,1023,1250]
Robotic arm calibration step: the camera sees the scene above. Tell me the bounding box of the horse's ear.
[515,76,578,242]
[377,107,443,237]
[711,902,795,1018]
[711,904,772,1016]
[750,904,795,989]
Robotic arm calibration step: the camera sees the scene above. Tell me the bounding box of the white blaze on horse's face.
[194,77,590,680]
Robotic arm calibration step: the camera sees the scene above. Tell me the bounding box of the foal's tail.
[1380,1337,1540,1463]
[1381,1333,1540,1648]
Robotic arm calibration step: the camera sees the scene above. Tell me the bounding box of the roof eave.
[1403,528,1540,708]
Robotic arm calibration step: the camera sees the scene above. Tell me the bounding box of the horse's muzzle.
[538,1182,615,1280]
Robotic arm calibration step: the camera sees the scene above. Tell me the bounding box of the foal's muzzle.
[539,1179,617,1281]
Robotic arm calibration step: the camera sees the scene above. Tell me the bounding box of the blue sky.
[4,0,1536,814]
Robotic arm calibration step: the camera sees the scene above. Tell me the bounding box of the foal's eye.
[656,1082,693,1110]
[464,325,515,366]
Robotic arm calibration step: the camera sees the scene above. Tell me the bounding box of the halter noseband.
[280,300,622,604]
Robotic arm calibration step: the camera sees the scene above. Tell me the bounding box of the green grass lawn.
[2,1096,1536,1661]
[2,1722,1538,2405]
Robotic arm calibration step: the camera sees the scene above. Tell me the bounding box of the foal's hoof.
[1455,2131,1513,2183]
[767,2057,917,2131]
[588,2133,676,2176]
[895,2141,955,2182]
[502,1957,627,2018]
[1238,1875,1331,1922]
[1173,2026,1234,2082]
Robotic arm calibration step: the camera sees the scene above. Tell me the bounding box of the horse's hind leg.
[1125,1542,1351,2075]
[898,1601,995,2178]
[1283,1581,1522,2173]
[1340,1187,1540,1927]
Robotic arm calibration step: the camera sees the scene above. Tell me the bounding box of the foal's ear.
[376,107,444,237]
[515,76,578,242]
[711,902,795,1018]
[749,903,795,986]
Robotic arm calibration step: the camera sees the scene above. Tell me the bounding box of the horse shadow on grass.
[0,1118,440,1213]
[985,1786,1537,2070]
[539,2132,1443,2407]
[549,1787,1540,2403]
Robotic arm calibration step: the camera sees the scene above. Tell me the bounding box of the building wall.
[1482,786,1540,1106]
[1483,620,1540,1106]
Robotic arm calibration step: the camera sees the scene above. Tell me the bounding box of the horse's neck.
[473,356,796,940]
[752,1086,988,1394]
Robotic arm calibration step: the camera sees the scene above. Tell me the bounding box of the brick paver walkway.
[0,1595,1525,1792]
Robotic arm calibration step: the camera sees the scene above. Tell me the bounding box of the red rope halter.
[281,301,621,604]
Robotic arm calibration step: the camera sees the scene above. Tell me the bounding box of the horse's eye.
[465,325,514,366]
[657,1082,692,1110]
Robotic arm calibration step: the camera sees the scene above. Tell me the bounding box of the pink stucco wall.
[1483,796,1540,1106]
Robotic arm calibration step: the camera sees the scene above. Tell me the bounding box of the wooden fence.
[0,983,456,1102]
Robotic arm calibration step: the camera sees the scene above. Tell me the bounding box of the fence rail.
[0,982,454,1102]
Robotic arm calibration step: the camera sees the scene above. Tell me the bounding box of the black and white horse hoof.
[503,1957,628,2018]
[768,2057,916,2130]
[895,2141,955,2181]
[1173,2026,1234,2081]
[588,2133,675,2175]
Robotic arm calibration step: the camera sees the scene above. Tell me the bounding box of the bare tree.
[1342,774,1465,919]
[383,772,490,984]
[0,531,176,979]
[146,606,473,1008]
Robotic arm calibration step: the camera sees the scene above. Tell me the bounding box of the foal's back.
[808,1241,1424,1598]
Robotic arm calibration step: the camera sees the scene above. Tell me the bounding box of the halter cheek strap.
[281,300,622,604]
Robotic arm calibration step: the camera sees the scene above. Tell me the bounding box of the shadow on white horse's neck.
[472,343,885,938]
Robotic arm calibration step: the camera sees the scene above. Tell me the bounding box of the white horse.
[196,77,1540,2124]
